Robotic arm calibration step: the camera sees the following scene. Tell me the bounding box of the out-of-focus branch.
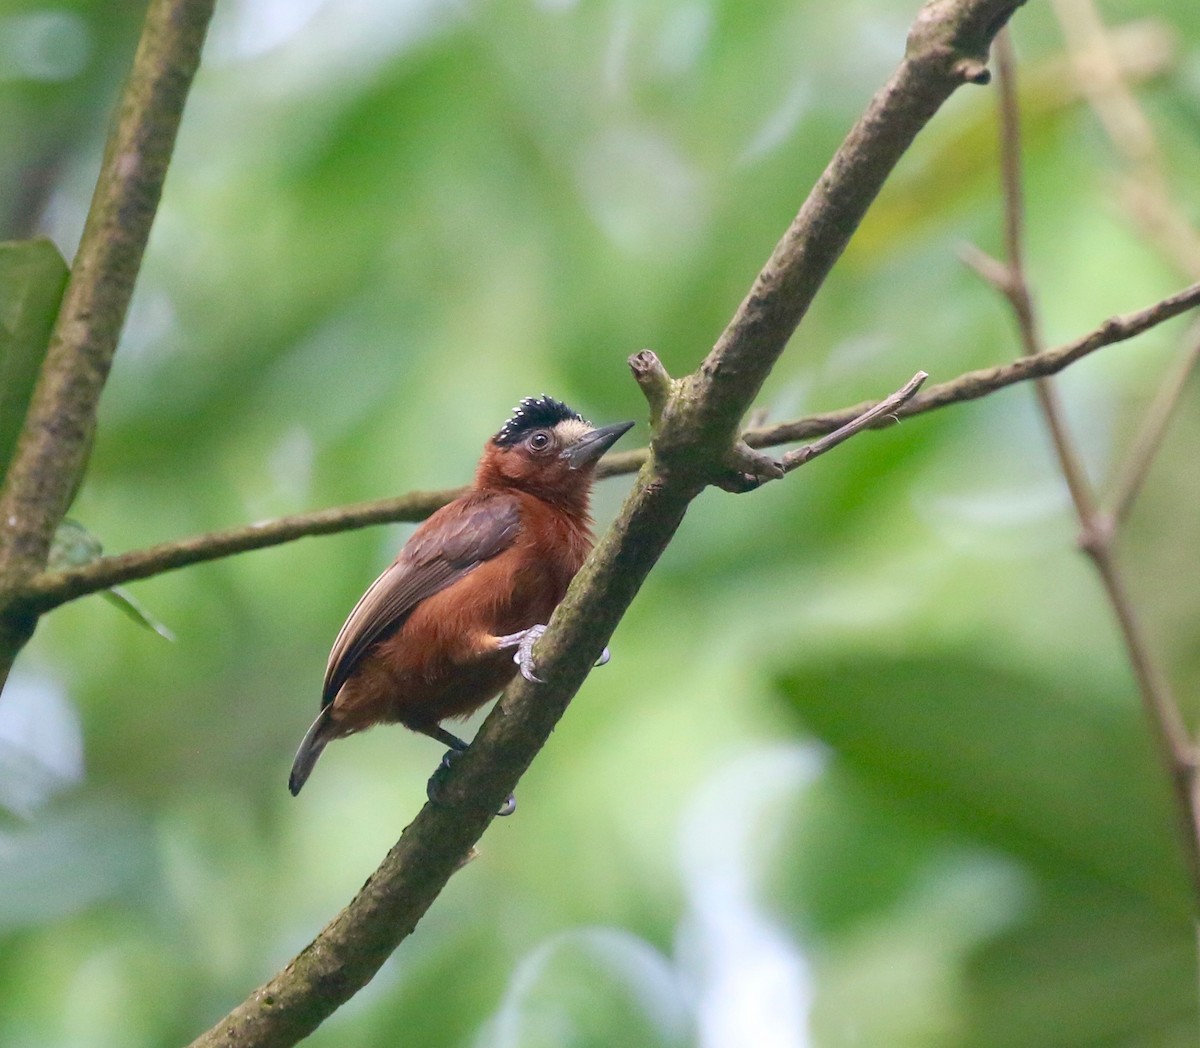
[1108,319,1200,526]
[0,0,215,686]
[18,274,1200,614]
[1050,0,1200,534]
[993,30,1098,520]
[1050,0,1200,277]
[975,28,1200,901]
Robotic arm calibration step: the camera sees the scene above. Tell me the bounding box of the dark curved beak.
[566,420,635,469]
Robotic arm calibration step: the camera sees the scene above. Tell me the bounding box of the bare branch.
[958,242,1013,293]
[990,27,1200,898]
[782,371,928,471]
[1050,0,1200,530]
[20,488,459,612]
[654,2,1024,468]
[742,277,1200,443]
[992,32,1100,521]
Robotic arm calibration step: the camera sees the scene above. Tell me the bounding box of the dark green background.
[2,0,1200,1044]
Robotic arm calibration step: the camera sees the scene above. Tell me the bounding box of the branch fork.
[629,350,930,494]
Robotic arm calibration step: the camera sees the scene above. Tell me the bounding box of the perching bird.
[287,396,633,806]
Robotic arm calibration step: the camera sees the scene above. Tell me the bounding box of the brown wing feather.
[320,492,521,707]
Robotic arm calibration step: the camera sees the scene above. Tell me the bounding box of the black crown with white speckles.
[493,395,588,446]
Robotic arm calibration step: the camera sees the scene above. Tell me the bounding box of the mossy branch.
[183,2,1027,1045]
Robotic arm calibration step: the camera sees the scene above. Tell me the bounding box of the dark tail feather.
[289,708,333,796]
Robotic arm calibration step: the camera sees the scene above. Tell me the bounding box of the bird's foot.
[426,748,516,817]
[494,624,547,683]
[496,625,613,678]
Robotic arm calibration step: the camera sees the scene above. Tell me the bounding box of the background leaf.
[0,237,68,483]
[774,653,1198,1045]
[48,520,174,639]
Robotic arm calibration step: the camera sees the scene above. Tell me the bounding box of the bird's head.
[476,395,634,510]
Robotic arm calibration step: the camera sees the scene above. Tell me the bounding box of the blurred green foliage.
[0,237,67,483]
[2,0,1200,1045]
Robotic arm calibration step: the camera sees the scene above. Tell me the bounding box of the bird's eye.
[528,431,552,452]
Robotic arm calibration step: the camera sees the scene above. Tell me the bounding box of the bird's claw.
[427,748,516,817]
[495,624,611,678]
[493,624,547,682]
[513,624,546,682]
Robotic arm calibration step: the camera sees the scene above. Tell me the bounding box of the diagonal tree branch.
[648,0,1016,467]
[16,273,1200,614]
[183,2,1027,1045]
[0,0,215,685]
[991,32,1099,520]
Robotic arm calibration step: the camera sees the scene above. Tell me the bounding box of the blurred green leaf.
[0,237,68,484]
[101,588,176,642]
[776,650,1189,912]
[47,518,103,568]
[963,877,1197,1048]
[775,652,1199,1046]
[49,520,174,640]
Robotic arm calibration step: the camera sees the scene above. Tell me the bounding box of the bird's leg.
[426,725,469,752]
[421,725,516,817]
[494,625,613,680]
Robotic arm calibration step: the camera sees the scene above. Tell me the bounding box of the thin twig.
[18,277,1200,614]
[995,31,1100,521]
[746,277,1200,444]
[1108,318,1200,525]
[782,371,928,471]
[957,242,1013,293]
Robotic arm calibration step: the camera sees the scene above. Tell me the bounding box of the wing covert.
[320,493,521,706]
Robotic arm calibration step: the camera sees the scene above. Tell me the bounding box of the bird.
[287,395,634,809]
